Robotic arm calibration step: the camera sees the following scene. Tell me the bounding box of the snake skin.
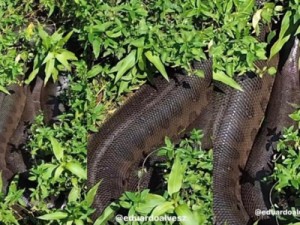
[1,5,298,225]
[0,77,59,192]
[241,37,300,224]
[87,60,213,217]
[213,57,278,225]
[86,24,284,225]
[0,84,27,191]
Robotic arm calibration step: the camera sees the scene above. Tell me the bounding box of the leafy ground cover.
[0,0,299,224]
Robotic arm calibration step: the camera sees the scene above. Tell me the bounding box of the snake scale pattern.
[0,6,299,225]
[87,32,299,225]
[0,77,58,192]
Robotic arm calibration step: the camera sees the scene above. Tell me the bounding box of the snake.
[241,37,300,224]
[0,77,59,193]
[0,84,27,191]
[86,19,299,225]
[0,7,299,225]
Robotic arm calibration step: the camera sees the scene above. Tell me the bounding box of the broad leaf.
[87,65,103,78]
[85,181,101,207]
[145,51,169,81]
[135,193,166,214]
[38,211,68,220]
[0,86,9,94]
[25,68,40,84]
[270,11,292,58]
[49,136,64,161]
[151,201,175,216]
[56,50,77,71]
[111,50,136,83]
[94,203,118,225]
[168,155,185,196]
[175,204,199,225]
[65,161,87,179]
[92,38,101,58]
[44,58,55,84]
[213,71,243,91]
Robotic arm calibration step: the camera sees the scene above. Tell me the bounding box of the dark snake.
[0,8,299,225]
[87,23,299,225]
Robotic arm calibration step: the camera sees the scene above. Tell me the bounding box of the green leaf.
[51,67,59,82]
[51,29,64,43]
[0,86,9,94]
[111,50,136,83]
[56,50,77,71]
[279,11,292,39]
[44,58,55,84]
[267,67,277,76]
[42,52,55,65]
[25,68,40,84]
[75,219,84,225]
[213,71,243,91]
[38,26,50,48]
[59,30,74,47]
[175,204,199,225]
[151,201,175,216]
[54,165,64,181]
[49,137,64,161]
[135,193,166,214]
[239,0,254,15]
[58,50,77,61]
[296,25,300,35]
[56,55,71,70]
[92,22,114,32]
[65,162,87,179]
[87,65,103,78]
[94,203,118,225]
[270,35,290,59]
[194,70,204,78]
[106,30,122,38]
[145,51,169,81]
[270,11,292,58]
[131,37,145,48]
[85,181,101,207]
[92,38,101,58]
[168,155,185,196]
[38,211,68,220]
[118,81,129,96]
[252,9,262,33]
[68,185,80,203]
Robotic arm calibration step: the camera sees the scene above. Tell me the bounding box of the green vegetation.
[268,108,300,224]
[0,0,299,224]
[95,130,212,225]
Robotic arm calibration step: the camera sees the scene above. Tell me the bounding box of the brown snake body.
[242,37,300,224]
[87,60,213,217]
[0,77,58,192]
[87,37,300,225]
[0,14,299,225]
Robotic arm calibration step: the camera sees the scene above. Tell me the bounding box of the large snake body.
[0,17,299,225]
[0,85,27,191]
[213,58,278,225]
[87,60,213,217]
[242,37,300,223]
[87,23,284,225]
[0,77,59,192]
